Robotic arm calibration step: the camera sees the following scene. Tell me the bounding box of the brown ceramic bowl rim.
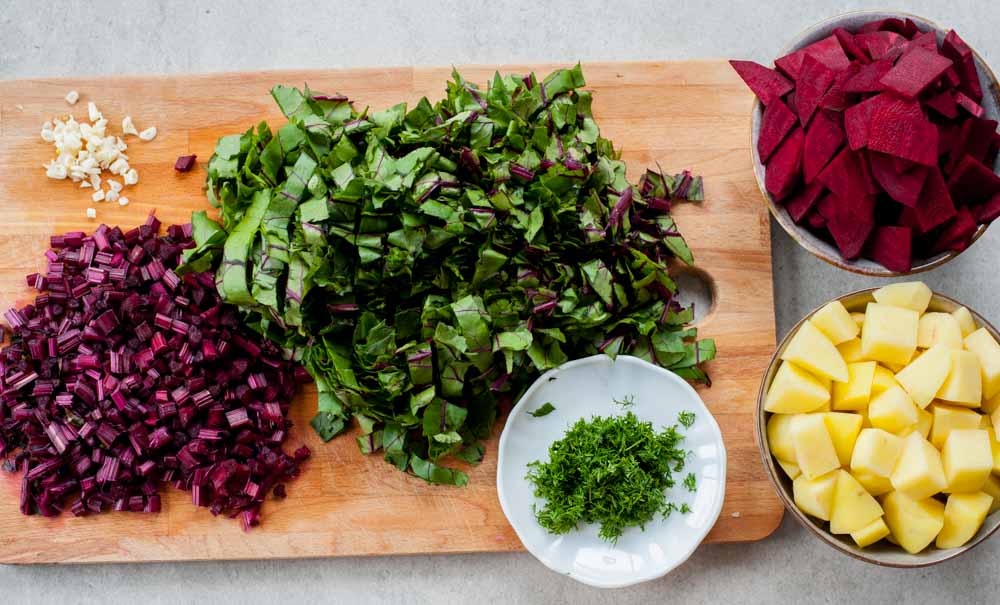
[750,9,998,277]
[755,287,1000,567]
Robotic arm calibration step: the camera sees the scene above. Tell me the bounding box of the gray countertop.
[4,1,999,602]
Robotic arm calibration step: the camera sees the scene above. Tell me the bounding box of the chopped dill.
[678,410,696,428]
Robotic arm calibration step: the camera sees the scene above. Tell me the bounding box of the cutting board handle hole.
[673,267,716,325]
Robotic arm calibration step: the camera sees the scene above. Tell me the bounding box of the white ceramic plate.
[496,355,726,588]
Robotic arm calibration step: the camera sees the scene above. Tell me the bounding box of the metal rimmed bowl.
[750,10,1000,276]
[755,287,1000,567]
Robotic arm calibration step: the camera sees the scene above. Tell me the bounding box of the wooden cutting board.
[0,61,780,563]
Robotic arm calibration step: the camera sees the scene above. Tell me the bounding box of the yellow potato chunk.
[930,403,983,449]
[882,491,945,554]
[891,432,947,500]
[793,472,838,521]
[952,306,978,338]
[982,392,1000,415]
[851,312,866,329]
[936,492,994,549]
[832,361,876,411]
[895,344,953,409]
[981,475,1000,515]
[918,312,964,350]
[871,365,899,397]
[766,414,797,462]
[836,338,866,364]
[862,303,919,367]
[823,412,863,466]
[830,469,884,534]
[764,362,831,414]
[850,428,903,477]
[964,328,1000,400]
[905,405,933,440]
[942,429,992,493]
[868,385,919,434]
[937,350,983,407]
[853,470,894,496]
[791,414,841,479]
[777,458,801,480]
[811,300,860,345]
[781,320,849,383]
[872,282,933,313]
[981,425,1000,476]
[851,517,891,548]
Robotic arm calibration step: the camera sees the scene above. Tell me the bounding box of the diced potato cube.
[777,458,801,480]
[882,491,945,554]
[891,432,947,500]
[918,312,964,350]
[936,492,994,549]
[781,320,850,383]
[851,312,866,329]
[830,469,884,534]
[837,338,866,364]
[895,345,953,408]
[862,303,919,367]
[964,328,1000,400]
[981,475,1000,515]
[937,350,983,407]
[851,517,891,548]
[983,392,1000,415]
[911,405,932,439]
[982,425,1000,475]
[823,412,863,466]
[832,362,876,411]
[764,362,831,414]
[766,414,797,462]
[811,300,860,345]
[850,428,903,477]
[872,282,933,313]
[952,306,978,338]
[791,414,841,479]
[930,403,983,449]
[868,386,919,434]
[793,471,838,521]
[853,470,894,496]
[942,429,992,493]
[871,365,899,397]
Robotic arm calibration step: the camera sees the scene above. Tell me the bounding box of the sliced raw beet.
[866,225,913,272]
[939,123,960,158]
[834,28,871,63]
[925,90,959,119]
[730,60,795,105]
[857,18,910,36]
[775,35,851,79]
[942,30,984,102]
[764,127,804,201]
[758,98,798,162]
[955,91,986,118]
[803,110,845,182]
[946,118,999,173]
[816,190,838,220]
[805,209,828,229]
[944,67,962,88]
[855,31,905,61]
[843,58,894,93]
[947,155,1000,205]
[820,63,861,112]
[913,168,958,233]
[794,55,837,125]
[879,47,953,98]
[974,192,1000,224]
[869,151,928,207]
[867,94,938,166]
[785,179,827,223]
[827,193,877,260]
[818,147,878,202]
[844,94,883,150]
[932,206,978,253]
[904,30,938,53]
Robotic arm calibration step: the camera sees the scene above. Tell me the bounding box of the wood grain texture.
[0,61,780,563]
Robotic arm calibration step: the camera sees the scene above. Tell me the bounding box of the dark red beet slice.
[913,168,958,233]
[870,151,928,207]
[834,28,871,63]
[939,123,960,158]
[868,94,938,166]
[803,110,845,182]
[844,94,883,150]
[925,90,959,119]
[843,58,894,93]
[857,18,909,35]
[818,147,878,202]
[955,91,985,118]
[730,60,795,105]
[904,31,938,53]
[816,190,838,220]
[775,35,851,79]
[879,47,953,98]
[946,118,999,173]
[932,206,978,253]
[805,209,828,229]
[785,179,827,223]
[758,98,798,163]
[765,127,804,201]
[795,55,836,125]
[944,67,962,88]
[820,63,860,112]
[866,225,913,272]
[855,31,905,61]
[942,30,984,102]
[827,193,877,260]
[947,155,1000,205]
[974,192,1000,224]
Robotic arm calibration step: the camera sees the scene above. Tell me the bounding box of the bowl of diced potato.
[756,281,1000,566]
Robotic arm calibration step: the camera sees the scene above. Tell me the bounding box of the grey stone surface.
[2,0,999,602]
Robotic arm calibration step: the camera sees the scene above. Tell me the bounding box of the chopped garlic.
[121,116,138,136]
[45,162,68,179]
[123,168,139,185]
[65,90,80,105]
[86,207,97,219]
[138,126,157,141]
[91,189,105,202]
[106,190,119,203]
[87,101,102,122]
[109,157,129,176]
[80,181,91,189]
[107,179,122,192]
[118,196,129,206]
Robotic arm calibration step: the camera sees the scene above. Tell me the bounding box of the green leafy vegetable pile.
[527,411,694,542]
[181,65,716,486]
